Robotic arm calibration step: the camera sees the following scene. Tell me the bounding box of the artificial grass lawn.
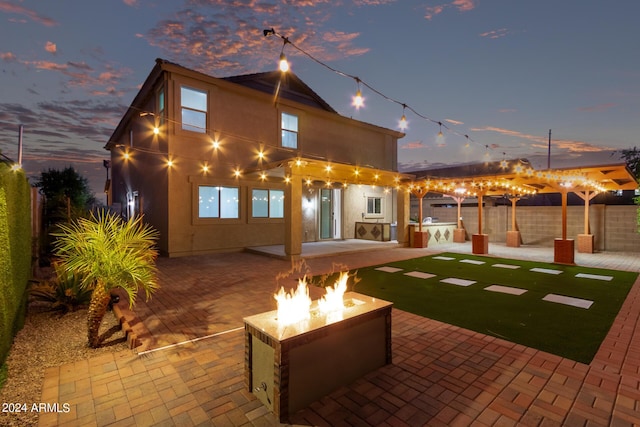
[314,253,638,364]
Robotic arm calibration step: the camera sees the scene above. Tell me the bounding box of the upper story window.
[157,88,165,126]
[198,186,239,218]
[252,189,284,218]
[181,86,207,133]
[281,112,298,149]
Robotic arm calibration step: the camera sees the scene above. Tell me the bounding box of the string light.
[399,104,408,131]
[264,27,484,147]
[352,79,364,109]
[279,52,289,73]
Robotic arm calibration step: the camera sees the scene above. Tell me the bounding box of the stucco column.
[284,170,302,260]
[395,187,410,247]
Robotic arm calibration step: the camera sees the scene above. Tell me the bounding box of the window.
[281,112,298,149]
[181,86,207,133]
[157,88,165,126]
[198,186,239,218]
[252,189,284,218]
[367,196,382,216]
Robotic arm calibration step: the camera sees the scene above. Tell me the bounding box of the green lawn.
[314,253,638,364]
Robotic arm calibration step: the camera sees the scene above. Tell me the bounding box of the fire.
[318,272,348,313]
[274,279,312,325]
[274,272,349,325]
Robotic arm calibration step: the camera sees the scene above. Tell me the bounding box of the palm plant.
[53,210,159,348]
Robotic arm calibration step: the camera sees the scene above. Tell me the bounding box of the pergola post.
[506,196,521,247]
[284,168,302,260]
[410,187,429,248]
[451,195,466,243]
[472,191,488,254]
[576,190,597,253]
[554,188,574,264]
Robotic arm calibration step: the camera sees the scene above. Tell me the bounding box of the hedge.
[0,163,31,367]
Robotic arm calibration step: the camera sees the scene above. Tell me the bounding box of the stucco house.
[105,58,410,258]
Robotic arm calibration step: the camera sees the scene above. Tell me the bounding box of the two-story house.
[104,59,409,258]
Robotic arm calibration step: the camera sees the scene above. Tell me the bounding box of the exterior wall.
[110,62,402,256]
[343,185,395,239]
[429,204,640,252]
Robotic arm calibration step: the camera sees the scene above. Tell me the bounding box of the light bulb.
[352,89,364,109]
[399,114,408,130]
[279,53,289,72]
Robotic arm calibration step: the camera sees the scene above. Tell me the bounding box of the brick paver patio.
[37,243,640,426]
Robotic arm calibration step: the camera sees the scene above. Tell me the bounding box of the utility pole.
[547,129,551,169]
[18,124,23,166]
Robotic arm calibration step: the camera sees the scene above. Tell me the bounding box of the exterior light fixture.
[212,140,220,149]
[153,126,160,135]
[437,122,443,138]
[234,168,241,178]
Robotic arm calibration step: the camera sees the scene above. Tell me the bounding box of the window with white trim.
[281,112,298,149]
[252,189,284,218]
[198,186,239,218]
[366,196,383,216]
[181,86,207,133]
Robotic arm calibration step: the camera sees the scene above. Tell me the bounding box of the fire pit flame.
[318,272,348,314]
[274,272,350,326]
[274,279,312,325]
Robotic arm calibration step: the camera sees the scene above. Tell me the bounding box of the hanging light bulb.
[279,52,289,72]
[352,79,364,109]
[437,122,444,138]
[399,105,408,130]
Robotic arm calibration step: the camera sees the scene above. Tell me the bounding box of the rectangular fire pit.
[244,291,392,422]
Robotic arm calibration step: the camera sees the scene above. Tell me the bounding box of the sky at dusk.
[1,0,638,201]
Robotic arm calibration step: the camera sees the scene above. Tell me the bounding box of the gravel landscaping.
[0,304,129,426]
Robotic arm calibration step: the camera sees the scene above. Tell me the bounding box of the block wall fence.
[429,204,639,252]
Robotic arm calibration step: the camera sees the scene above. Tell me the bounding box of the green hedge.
[0,164,31,367]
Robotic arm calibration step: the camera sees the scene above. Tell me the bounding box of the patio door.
[320,188,341,240]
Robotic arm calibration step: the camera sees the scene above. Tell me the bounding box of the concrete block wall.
[431,204,639,252]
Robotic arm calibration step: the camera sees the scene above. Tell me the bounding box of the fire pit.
[243,274,392,422]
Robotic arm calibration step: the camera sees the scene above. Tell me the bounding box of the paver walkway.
[38,243,640,426]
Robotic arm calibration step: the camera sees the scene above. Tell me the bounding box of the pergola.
[407,161,638,263]
[254,157,636,262]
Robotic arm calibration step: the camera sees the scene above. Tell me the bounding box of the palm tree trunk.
[87,282,111,348]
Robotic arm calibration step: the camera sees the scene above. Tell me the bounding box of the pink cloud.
[480,28,509,39]
[45,41,57,54]
[0,51,17,61]
[0,2,58,26]
[144,3,369,74]
[425,0,476,20]
[453,0,475,12]
[578,103,616,112]
[122,0,138,6]
[445,118,464,125]
[401,141,424,150]
[472,126,615,154]
[425,5,444,20]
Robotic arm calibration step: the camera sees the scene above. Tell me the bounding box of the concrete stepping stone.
[375,266,403,273]
[492,263,521,270]
[575,273,613,281]
[440,278,476,287]
[542,294,593,309]
[433,256,455,261]
[484,285,527,295]
[404,271,436,279]
[530,267,563,275]
[461,259,485,265]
